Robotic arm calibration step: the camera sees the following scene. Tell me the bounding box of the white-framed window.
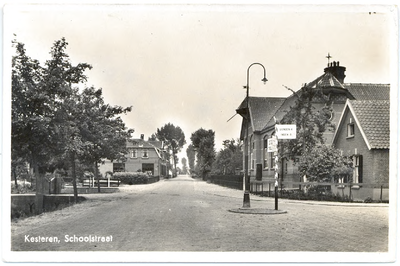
[142,149,149,158]
[249,135,254,169]
[347,118,355,138]
[251,152,254,169]
[337,176,348,189]
[131,149,137,158]
[270,152,275,170]
[352,155,363,184]
[263,138,269,169]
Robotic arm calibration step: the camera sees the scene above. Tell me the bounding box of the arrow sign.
[267,138,278,152]
[276,124,296,139]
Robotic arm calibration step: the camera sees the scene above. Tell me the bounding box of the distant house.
[237,61,390,200]
[99,135,168,177]
[332,99,390,200]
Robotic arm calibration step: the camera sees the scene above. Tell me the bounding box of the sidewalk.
[199,180,389,208]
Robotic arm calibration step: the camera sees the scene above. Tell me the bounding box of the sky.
[2,2,397,163]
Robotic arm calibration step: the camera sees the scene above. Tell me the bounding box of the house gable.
[237,96,285,139]
[333,99,390,150]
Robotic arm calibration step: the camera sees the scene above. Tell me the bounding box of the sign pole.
[274,145,279,210]
[274,123,297,210]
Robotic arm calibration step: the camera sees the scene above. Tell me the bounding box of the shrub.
[113,172,150,185]
[364,197,373,203]
[11,180,35,194]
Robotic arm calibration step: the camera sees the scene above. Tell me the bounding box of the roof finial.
[326,53,332,66]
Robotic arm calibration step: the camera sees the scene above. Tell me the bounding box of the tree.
[280,85,335,158]
[11,39,48,190]
[154,123,186,176]
[212,139,243,175]
[280,85,350,183]
[75,87,133,193]
[186,144,195,173]
[190,128,215,180]
[11,38,133,208]
[41,38,93,202]
[181,157,188,175]
[299,145,352,183]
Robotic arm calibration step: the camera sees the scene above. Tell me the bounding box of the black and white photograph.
[1,1,398,264]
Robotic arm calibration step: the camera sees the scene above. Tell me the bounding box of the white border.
[1,1,399,265]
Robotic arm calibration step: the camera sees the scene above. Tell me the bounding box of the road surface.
[11,175,389,252]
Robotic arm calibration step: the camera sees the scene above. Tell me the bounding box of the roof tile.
[350,100,390,149]
[344,83,390,100]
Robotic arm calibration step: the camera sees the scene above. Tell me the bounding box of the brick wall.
[11,194,86,219]
[333,108,389,201]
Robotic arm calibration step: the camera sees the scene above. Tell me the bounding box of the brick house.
[99,135,168,177]
[332,99,390,200]
[237,61,390,199]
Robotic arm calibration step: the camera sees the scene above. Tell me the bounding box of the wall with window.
[333,108,389,201]
[99,145,167,178]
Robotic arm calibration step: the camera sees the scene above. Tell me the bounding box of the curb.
[228,208,287,215]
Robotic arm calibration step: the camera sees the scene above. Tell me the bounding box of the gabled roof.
[127,139,165,159]
[260,95,296,132]
[344,83,390,100]
[237,97,286,133]
[333,99,390,150]
[127,139,164,149]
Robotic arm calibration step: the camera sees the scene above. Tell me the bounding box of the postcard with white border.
[1,1,399,265]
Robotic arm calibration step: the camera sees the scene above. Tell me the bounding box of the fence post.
[349,184,352,201]
[268,183,271,197]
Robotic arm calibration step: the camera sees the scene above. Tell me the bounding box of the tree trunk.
[173,153,177,177]
[95,161,100,193]
[71,153,78,203]
[12,166,18,189]
[33,158,44,214]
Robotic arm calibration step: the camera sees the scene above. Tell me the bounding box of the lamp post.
[242,63,268,208]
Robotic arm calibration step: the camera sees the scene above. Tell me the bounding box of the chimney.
[324,61,346,83]
[140,134,144,140]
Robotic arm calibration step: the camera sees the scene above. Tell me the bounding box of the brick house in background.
[237,61,390,200]
[99,135,168,178]
[332,99,390,200]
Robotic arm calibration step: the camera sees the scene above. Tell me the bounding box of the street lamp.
[242,63,268,208]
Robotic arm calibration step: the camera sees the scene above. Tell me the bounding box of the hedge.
[113,172,150,185]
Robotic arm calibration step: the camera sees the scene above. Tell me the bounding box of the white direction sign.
[267,138,278,152]
[276,124,297,139]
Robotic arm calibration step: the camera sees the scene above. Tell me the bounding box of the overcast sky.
[3,3,396,162]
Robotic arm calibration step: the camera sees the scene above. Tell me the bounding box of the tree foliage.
[181,157,188,175]
[299,145,353,182]
[12,40,48,177]
[186,144,195,172]
[212,139,243,175]
[190,128,215,180]
[11,37,133,203]
[154,123,186,175]
[280,85,351,183]
[280,86,335,158]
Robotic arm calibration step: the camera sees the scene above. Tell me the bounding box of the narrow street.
[11,175,389,252]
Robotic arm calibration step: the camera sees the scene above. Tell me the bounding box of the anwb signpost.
[275,124,296,140]
[273,124,296,210]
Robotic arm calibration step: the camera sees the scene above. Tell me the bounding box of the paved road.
[11,175,389,253]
